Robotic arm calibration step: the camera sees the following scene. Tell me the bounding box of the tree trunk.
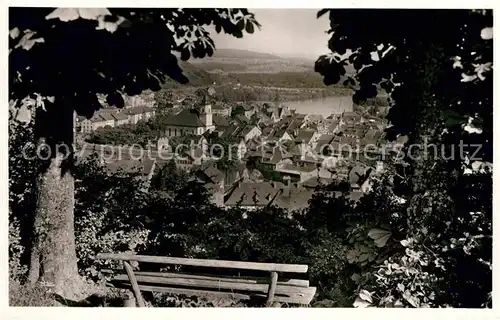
[29,102,81,298]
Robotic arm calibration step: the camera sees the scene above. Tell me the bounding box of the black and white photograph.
[6,5,494,310]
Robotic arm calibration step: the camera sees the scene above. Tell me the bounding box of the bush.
[74,157,151,281]
[9,216,28,282]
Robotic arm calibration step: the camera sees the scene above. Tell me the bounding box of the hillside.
[190,48,314,73]
[162,61,216,88]
[161,53,355,90]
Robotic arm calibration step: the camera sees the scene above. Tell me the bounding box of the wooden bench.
[96,253,316,307]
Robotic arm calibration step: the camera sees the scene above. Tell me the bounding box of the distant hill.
[190,49,314,74]
[162,61,216,88]
[161,52,355,89]
[209,48,282,60]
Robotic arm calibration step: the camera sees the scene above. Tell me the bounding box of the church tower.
[200,104,213,128]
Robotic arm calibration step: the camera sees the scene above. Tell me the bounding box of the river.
[284,96,354,117]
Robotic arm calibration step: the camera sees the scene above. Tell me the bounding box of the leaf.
[15,31,45,51]
[45,7,111,21]
[10,27,20,39]
[400,239,411,247]
[346,249,358,263]
[403,293,420,307]
[374,233,391,247]
[351,273,361,282]
[358,253,370,262]
[96,16,125,33]
[481,27,493,40]
[236,19,245,30]
[15,104,32,124]
[78,8,112,20]
[317,9,329,18]
[45,8,80,21]
[368,228,389,239]
[353,297,371,308]
[245,21,254,34]
[368,228,391,247]
[180,48,190,61]
[358,290,373,303]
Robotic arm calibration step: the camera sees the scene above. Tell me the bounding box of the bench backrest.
[96,253,308,273]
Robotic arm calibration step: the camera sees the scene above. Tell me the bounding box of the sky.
[208,9,331,60]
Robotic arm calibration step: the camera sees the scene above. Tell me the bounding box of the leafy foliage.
[10,8,260,118]
[315,9,492,308]
[73,156,151,280]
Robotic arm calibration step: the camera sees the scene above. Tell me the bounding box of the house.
[176,146,208,170]
[363,129,383,144]
[220,124,261,143]
[340,111,363,125]
[274,189,315,212]
[194,87,217,105]
[212,115,230,129]
[260,125,274,138]
[302,177,335,189]
[237,125,262,142]
[126,106,156,124]
[265,105,288,122]
[326,113,341,121]
[235,114,250,125]
[296,154,323,169]
[314,134,335,155]
[327,120,341,134]
[221,163,250,191]
[294,129,318,145]
[242,104,256,118]
[220,125,240,141]
[270,128,293,142]
[329,136,360,157]
[287,118,304,134]
[162,105,215,137]
[275,163,317,184]
[99,112,115,127]
[111,112,130,126]
[224,181,284,210]
[348,165,372,190]
[212,103,232,117]
[251,144,293,172]
[254,111,272,126]
[157,137,171,152]
[233,139,248,160]
[195,162,225,206]
[80,112,115,133]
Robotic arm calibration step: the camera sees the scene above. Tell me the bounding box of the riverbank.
[171,85,352,103]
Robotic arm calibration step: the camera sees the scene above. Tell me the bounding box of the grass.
[9,280,59,307]
[149,292,253,307]
[9,278,124,307]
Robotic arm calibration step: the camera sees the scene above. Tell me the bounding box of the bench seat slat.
[102,270,309,288]
[96,253,308,273]
[110,274,308,295]
[120,284,317,305]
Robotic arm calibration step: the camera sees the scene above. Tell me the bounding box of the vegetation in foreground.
[8,8,492,308]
